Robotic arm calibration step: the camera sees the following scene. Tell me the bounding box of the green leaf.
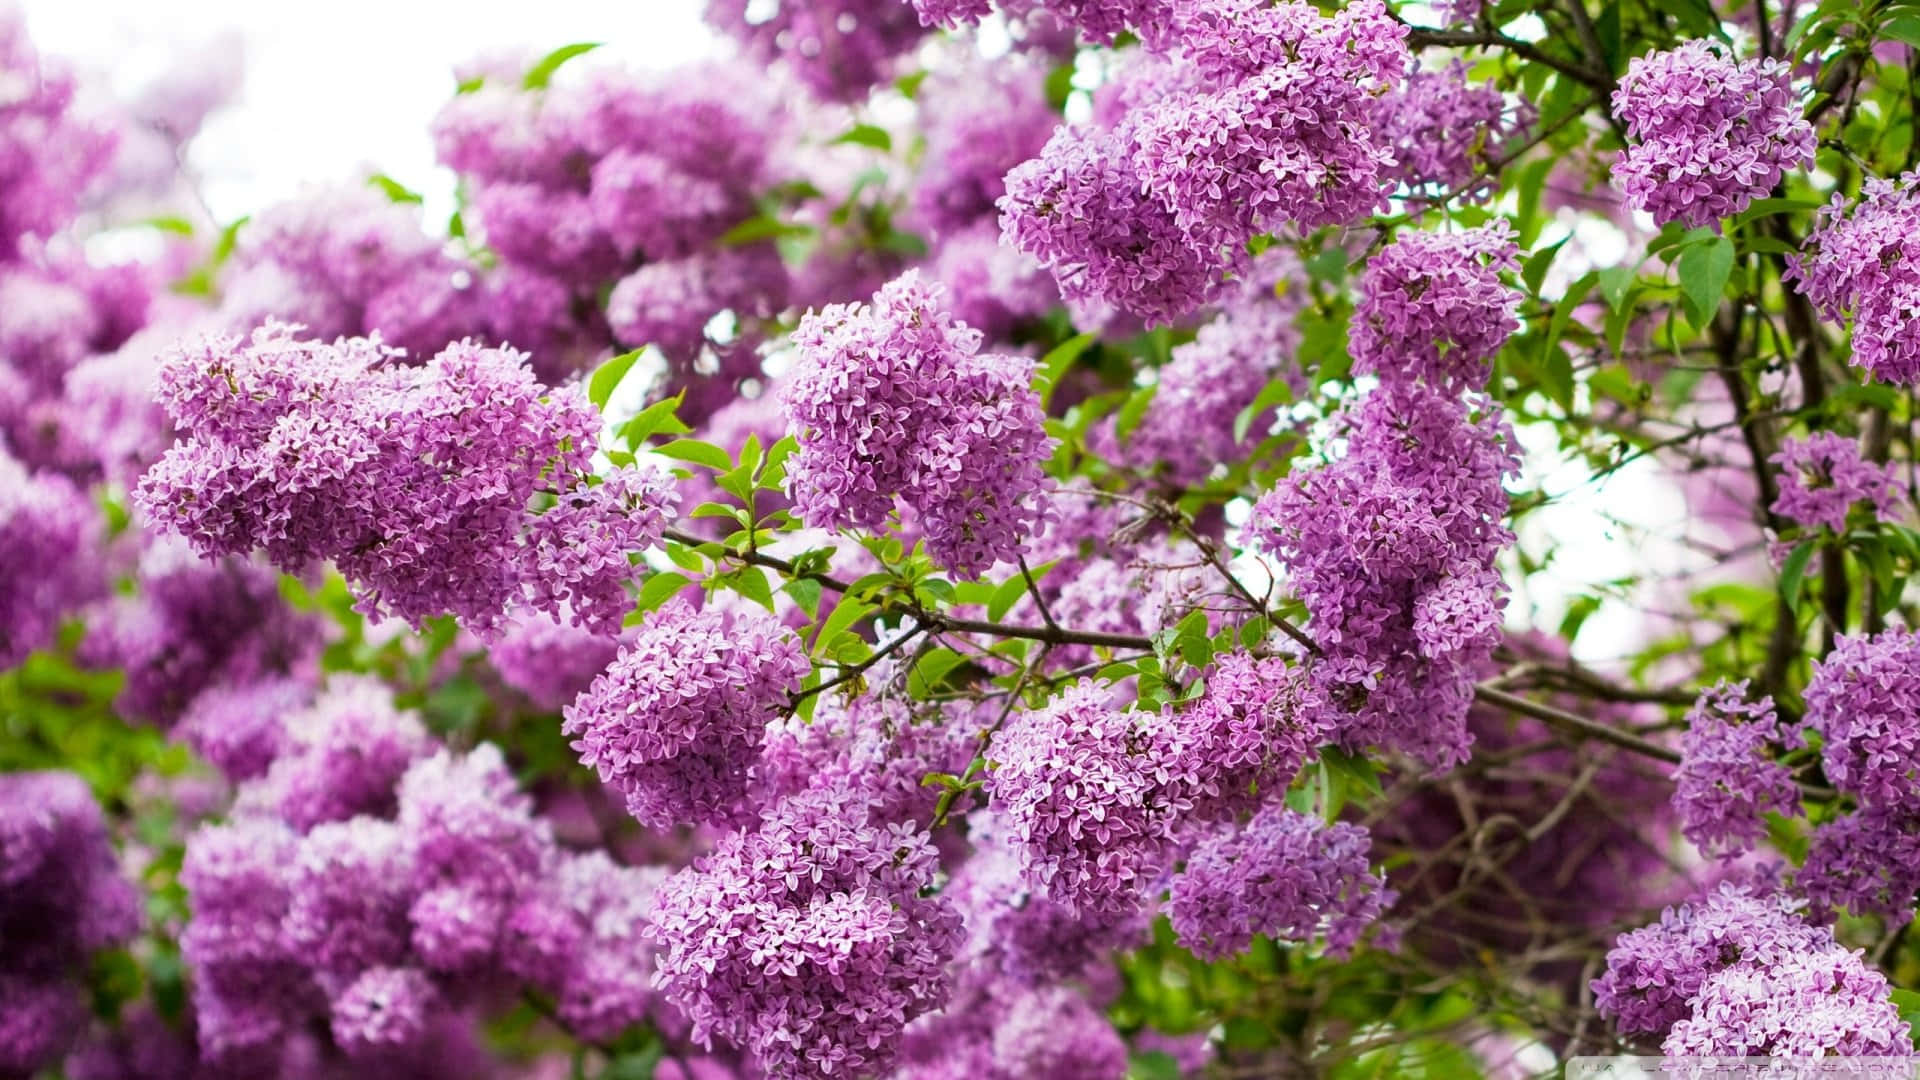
[1889,988,1920,1046]
[367,173,424,205]
[832,124,892,152]
[634,571,689,615]
[1521,235,1569,295]
[1233,376,1294,443]
[1598,265,1637,311]
[987,574,1029,622]
[814,596,875,653]
[1038,332,1096,405]
[1884,14,1920,49]
[1778,539,1816,615]
[618,393,690,448]
[653,439,733,472]
[727,566,777,612]
[1114,383,1159,442]
[589,349,645,411]
[522,43,602,90]
[784,577,824,619]
[140,215,195,235]
[718,214,812,247]
[1044,62,1075,110]
[1676,235,1735,328]
[908,647,966,698]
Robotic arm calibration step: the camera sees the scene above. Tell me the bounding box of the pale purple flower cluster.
[502,851,669,1042]
[985,681,1185,914]
[0,447,103,666]
[1788,171,1920,385]
[1037,536,1216,670]
[0,11,117,260]
[1594,883,1908,1055]
[912,0,1168,43]
[1803,629,1920,811]
[137,324,675,635]
[1352,223,1521,390]
[605,244,790,361]
[562,600,808,829]
[487,610,624,711]
[1168,805,1393,961]
[999,0,1408,324]
[1797,804,1920,923]
[706,0,928,102]
[1246,383,1519,767]
[1377,61,1530,201]
[1769,431,1905,533]
[79,535,316,727]
[1610,40,1814,229]
[913,59,1059,239]
[757,690,976,827]
[647,784,963,1080]
[928,224,1060,342]
[182,719,572,1071]
[221,185,486,359]
[1115,249,1306,485]
[1673,681,1800,857]
[782,272,1054,577]
[0,772,140,1077]
[1168,651,1325,822]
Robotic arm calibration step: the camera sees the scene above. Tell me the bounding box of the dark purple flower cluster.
[1351,223,1521,390]
[783,271,1054,577]
[1610,40,1814,229]
[1769,431,1906,533]
[1169,805,1393,961]
[1594,883,1908,1055]
[647,783,963,1080]
[1673,680,1800,857]
[562,600,809,829]
[0,446,104,666]
[136,324,675,635]
[1789,171,1920,385]
[999,0,1408,324]
[0,772,140,1077]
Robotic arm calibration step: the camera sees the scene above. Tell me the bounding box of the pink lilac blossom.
[987,985,1131,1080]
[928,224,1059,343]
[1797,803,1920,922]
[1769,431,1905,533]
[1610,40,1814,229]
[647,784,963,1080]
[1593,883,1908,1054]
[913,0,1169,44]
[244,676,431,832]
[561,599,809,829]
[137,325,672,635]
[1351,224,1521,391]
[0,448,103,665]
[1168,652,1324,822]
[756,690,976,827]
[1788,170,1920,385]
[604,242,790,363]
[329,966,439,1059]
[176,675,309,781]
[0,11,118,259]
[1673,681,1801,858]
[1168,805,1394,961]
[176,818,312,1064]
[782,271,1054,577]
[0,773,141,1077]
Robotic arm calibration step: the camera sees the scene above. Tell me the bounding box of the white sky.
[19,1,719,221]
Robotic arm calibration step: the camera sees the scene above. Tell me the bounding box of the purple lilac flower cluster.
[1168,804,1394,961]
[176,676,662,1072]
[0,446,103,665]
[136,324,676,635]
[782,271,1054,577]
[706,0,929,102]
[913,58,1059,239]
[646,783,963,1080]
[0,11,116,261]
[1351,223,1521,390]
[999,0,1408,324]
[1376,61,1532,201]
[1789,171,1920,385]
[1793,629,1920,920]
[1112,249,1308,485]
[0,773,140,1077]
[1593,883,1908,1055]
[1610,40,1814,229]
[1673,680,1801,857]
[1769,431,1905,533]
[562,599,809,829]
[1247,383,1520,768]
